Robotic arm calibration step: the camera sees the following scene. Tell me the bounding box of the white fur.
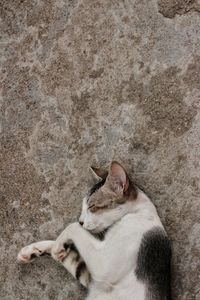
[18,190,164,299]
[53,190,163,300]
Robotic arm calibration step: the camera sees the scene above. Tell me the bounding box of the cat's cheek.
[84,216,101,232]
[83,216,98,231]
[83,221,95,231]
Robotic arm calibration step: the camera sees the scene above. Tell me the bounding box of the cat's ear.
[89,166,108,181]
[107,161,129,195]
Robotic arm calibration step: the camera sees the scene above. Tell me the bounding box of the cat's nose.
[79,221,84,226]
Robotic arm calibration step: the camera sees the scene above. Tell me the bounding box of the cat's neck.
[127,188,158,218]
[135,188,151,205]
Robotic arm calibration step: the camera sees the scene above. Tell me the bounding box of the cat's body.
[18,161,171,300]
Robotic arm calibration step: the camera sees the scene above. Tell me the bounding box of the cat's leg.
[52,223,105,282]
[17,240,90,287]
[17,240,54,262]
[55,243,91,287]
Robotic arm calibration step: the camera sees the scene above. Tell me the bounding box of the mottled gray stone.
[0,0,200,299]
[157,0,200,18]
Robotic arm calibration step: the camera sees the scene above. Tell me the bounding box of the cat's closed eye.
[88,204,95,209]
[88,204,98,212]
[88,203,109,213]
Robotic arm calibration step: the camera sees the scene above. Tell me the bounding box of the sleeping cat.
[18,161,171,300]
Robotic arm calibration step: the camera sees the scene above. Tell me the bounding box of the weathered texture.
[0,0,200,299]
[158,0,200,18]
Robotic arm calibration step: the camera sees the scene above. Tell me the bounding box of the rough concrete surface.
[0,0,200,299]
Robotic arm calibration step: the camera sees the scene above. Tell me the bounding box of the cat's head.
[79,161,138,233]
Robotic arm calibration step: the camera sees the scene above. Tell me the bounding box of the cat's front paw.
[51,223,80,262]
[17,246,41,263]
[17,241,54,263]
[51,241,72,262]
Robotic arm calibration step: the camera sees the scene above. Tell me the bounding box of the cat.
[18,161,171,300]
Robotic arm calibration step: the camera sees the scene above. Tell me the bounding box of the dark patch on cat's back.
[135,227,171,300]
[89,178,106,196]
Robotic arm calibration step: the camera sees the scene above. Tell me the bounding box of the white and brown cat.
[18,161,171,300]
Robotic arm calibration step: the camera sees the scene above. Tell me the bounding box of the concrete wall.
[1,0,200,299]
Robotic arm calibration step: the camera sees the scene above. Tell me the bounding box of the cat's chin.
[88,228,103,234]
[89,226,110,238]
[84,223,111,235]
[88,228,108,241]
